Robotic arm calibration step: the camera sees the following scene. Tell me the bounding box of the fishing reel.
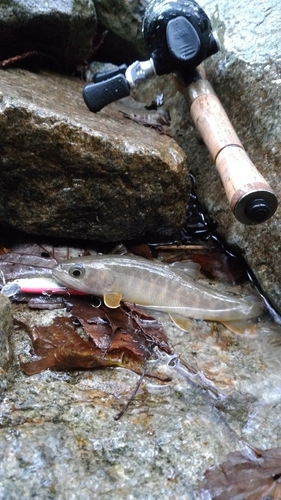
[82,0,278,225]
[83,0,219,112]
[142,0,219,77]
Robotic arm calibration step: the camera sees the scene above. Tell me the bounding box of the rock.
[93,0,149,64]
[0,68,189,242]
[0,0,97,72]
[0,294,13,370]
[195,0,281,310]
[2,302,281,499]
[137,0,281,310]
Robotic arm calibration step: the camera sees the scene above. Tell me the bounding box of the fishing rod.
[82,0,278,226]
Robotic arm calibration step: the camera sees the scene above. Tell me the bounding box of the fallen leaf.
[19,315,145,375]
[126,242,154,260]
[19,298,172,382]
[197,447,281,499]
[0,247,9,255]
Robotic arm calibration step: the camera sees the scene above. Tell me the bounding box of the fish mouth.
[52,263,62,273]
[51,263,66,285]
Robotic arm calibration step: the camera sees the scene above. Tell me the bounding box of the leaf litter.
[196,446,281,499]
[18,298,172,379]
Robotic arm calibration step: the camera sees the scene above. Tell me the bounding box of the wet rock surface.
[0,0,281,498]
[0,0,97,72]
[0,295,13,372]
[0,69,189,241]
[1,302,281,499]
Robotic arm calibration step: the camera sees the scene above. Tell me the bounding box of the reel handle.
[82,74,130,113]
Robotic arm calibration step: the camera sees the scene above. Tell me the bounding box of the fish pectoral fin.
[169,313,193,332]
[103,292,122,308]
[221,319,258,335]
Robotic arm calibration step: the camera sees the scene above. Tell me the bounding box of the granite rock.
[0,0,97,72]
[0,301,281,499]
[0,68,189,242]
[93,0,149,64]
[0,294,13,372]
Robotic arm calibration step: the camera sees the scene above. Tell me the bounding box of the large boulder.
[93,0,149,64]
[0,68,189,242]
[0,0,97,72]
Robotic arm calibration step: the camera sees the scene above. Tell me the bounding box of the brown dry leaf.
[19,316,111,375]
[71,297,172,378]
[188,250,249,285]
[71,298,171,354]
[19,298,172,381]
[0,247,10,256]
[197,447,281,499]
[122,301,172,351]
[0,242,59,282]
[0,241,95,281]
[117,97,171,134]
[126,242,154,260]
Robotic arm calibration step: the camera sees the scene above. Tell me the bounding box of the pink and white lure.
[1,276,87,297]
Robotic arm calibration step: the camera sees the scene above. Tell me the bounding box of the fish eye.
[68,264,85,279]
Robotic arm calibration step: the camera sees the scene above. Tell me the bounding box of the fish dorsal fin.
[169,313,194,332]
[103,292,122,308]
[169,261,200,280]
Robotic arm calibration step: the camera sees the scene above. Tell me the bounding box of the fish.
[52,255,264,333]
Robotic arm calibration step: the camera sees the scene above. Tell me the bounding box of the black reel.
[83,0,219,112]
[142,0,219,77]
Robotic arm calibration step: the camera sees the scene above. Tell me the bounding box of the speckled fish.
[52,255,264,333]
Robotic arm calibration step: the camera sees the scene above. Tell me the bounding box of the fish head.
[52,256,117,295]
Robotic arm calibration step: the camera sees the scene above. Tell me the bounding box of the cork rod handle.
[186,79,278,224]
